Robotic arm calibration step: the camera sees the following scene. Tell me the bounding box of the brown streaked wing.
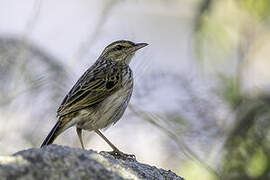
[57,64,123,117]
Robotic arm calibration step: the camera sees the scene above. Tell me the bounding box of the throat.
[124,54,134,64]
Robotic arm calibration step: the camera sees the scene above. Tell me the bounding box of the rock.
[0,145,184,180]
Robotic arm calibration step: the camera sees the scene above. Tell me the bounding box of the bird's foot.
[101,150,136,160]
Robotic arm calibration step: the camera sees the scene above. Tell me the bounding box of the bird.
[40,40,148,159]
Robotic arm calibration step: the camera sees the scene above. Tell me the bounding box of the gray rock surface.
[0,145,184,180]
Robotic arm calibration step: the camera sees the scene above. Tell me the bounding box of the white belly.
[76,81,133,131]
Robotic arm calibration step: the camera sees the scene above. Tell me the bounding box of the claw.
[101,150,136,160]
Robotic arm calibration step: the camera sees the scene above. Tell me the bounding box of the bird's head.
[100,40,148,64]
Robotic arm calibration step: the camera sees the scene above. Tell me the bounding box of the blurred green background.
[1,0,270,179]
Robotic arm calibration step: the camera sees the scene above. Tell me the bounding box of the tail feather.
[41,121,62,147]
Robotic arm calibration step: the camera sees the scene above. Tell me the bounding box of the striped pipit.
[41,40,148,159]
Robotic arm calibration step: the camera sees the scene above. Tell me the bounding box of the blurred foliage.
[195,0,270,74]
[179,160,217,180]
[238,0,270,21]
[222,97,270,179]
[217,74,243,108]
[194,0,270,179]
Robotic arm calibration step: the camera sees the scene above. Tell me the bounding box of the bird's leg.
[76,127,85,149]
[95,129,119,151]
[94,129,136,160]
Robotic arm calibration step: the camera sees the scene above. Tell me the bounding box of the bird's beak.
[135,43,148,50]
[128,43,148,53]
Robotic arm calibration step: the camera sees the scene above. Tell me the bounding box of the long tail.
[41,121,62,147]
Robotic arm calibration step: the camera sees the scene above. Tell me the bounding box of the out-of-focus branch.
[23,0,43,36]
[0,36,66,106]
[71,0,119,63]
[128,104,220,178]
[194,0,212,32]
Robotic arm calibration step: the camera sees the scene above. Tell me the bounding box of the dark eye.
[115,45,124,50]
